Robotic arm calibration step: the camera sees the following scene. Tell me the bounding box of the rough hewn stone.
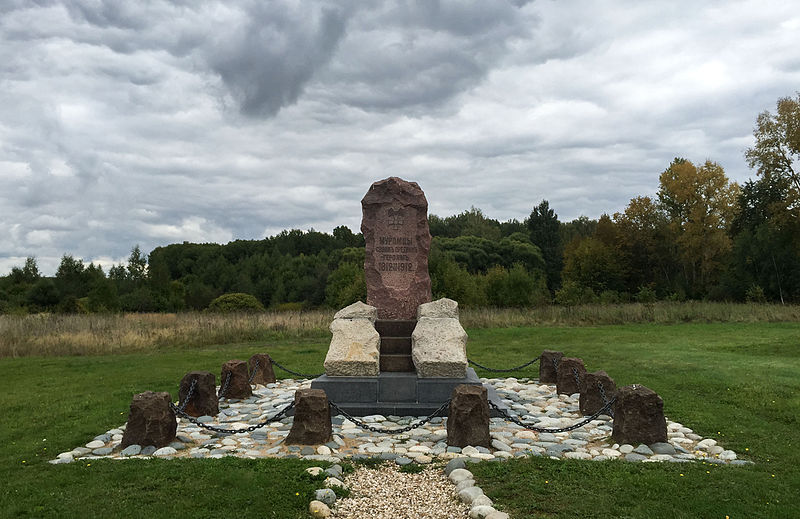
[411,314,467,378]
[324,318,380,376]
[333,301,378,322]
[612,385,668,445]
[121,391,176,448]
[248,354,277,385]
[362,177,432,320]
[418,297,459,319]
[286,389,332,445]
[220,360,252,399]
[579,370,617,415]
[539,350,563,383]
[178,371,218,417]
[446,384,490,448]
[556,357,586,395]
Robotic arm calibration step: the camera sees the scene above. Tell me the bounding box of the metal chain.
[489,397,616,434]
[248,360,260,385]
[218,372,231,399]
[571,367,582,389]
[468,355,541,373]
[329,400,451,434]
[598,382,615,418]
[175,378,197,413]
[551,357,560,373]
[170,401,296,434]
[271,360,323,379]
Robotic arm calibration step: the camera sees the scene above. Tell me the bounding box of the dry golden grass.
[0,310,332,357]
[2,302,799,357]
[460,301,800,328]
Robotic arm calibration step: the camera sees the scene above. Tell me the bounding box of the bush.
[745,284,767,303]
[207,293,265,313]
[635,285,658,304]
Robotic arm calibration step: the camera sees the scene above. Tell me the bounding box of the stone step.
[380,354,415,372]
[375,319,417,337]
[380,337,412,355]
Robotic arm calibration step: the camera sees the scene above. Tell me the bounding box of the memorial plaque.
[361,177,432,319]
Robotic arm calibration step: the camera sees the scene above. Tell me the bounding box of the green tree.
[527,200,562,292]
[25,279,60,311]
[325,262,366,309]
[55,254,86,301]
[562,237,624,295]
[127,245,148,283]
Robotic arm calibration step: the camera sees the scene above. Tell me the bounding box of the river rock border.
[51,376,748,467]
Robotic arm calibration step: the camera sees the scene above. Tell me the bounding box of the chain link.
[271,360,323,379]
[175,378,197,413]
[217,372,231,399]
[248,360,260,385]
[489,397,616,434]
[329,400,450,434]
[598,381,615,418]
[170,400,296,434]
[571,367,582,389]
[551,357,560,373]
[468,355,541,373]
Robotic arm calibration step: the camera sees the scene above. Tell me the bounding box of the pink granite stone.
[361,177,432,320]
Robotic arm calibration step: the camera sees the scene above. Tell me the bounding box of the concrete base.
[311,368,507,417]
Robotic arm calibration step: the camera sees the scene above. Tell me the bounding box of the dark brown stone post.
[556,357,586,395]
[286,389,332,445]
[220,360,252,399]
[179,371,219,417]
[612,385,668,445]
[121,391,177,448]
[248,353,277,385]
[579,370,617,415]
[539,350,563,383]
[446,384,491,448]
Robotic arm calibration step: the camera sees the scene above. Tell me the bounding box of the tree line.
[1,94,798,313]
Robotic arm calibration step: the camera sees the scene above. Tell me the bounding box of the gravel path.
[331,465,470,519]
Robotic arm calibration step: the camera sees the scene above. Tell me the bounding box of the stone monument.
[361,177,432,319]
[312,177,504,416]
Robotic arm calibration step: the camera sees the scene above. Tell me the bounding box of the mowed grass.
[467,324,800,518]
[0,322,798,518]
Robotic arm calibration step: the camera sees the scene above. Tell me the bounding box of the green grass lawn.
[1,323,798,518]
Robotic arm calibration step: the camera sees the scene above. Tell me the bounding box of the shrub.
[745,284,767,303]
[207,293,265,313]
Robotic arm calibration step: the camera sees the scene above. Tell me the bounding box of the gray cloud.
[1,0,800,275]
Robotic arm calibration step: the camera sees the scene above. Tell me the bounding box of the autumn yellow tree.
[658,158,740,296]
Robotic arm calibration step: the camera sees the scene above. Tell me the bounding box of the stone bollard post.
[556,357,586,395]
[220,360,252,399]
[579,370,617,415]
[446,384,491,448]
[612,385,667,445]
[248,354,277,385]
[178,371,219,417]
[539,350,564,383]
[121,391,177,448]
[286,389,332,445]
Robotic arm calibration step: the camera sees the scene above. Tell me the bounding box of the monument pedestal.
[311,368,507,416]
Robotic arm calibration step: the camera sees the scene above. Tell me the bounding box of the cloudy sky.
[1,0,798,275]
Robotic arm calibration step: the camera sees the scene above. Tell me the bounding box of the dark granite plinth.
[311,368,506,416]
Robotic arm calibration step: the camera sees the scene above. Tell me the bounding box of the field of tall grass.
[2,301,799,357]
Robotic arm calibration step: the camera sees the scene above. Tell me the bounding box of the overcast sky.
[1,0,798,275]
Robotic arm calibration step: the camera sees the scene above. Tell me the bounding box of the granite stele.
[312,177,504,415]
